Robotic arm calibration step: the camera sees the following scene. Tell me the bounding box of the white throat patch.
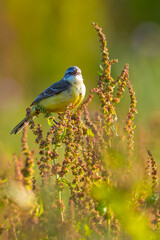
[66,74,83,85]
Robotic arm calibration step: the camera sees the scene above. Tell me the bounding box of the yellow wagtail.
[10,66,86,134]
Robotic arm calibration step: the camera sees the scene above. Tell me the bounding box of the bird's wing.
[30,79,71,106]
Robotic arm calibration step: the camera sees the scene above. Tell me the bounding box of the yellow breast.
[37,83,85,113]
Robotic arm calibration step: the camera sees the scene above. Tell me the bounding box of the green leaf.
[60,128,67,141]
[96,200,108,216]
[99,64,104,71]
[84,223,92,237]
[61,178,70,188]
[0,179,8,184]
[145,193,159,206]
[87,128,94,137]
[35,199,44,217]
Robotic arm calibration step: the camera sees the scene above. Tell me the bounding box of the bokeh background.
[1,0,160,164]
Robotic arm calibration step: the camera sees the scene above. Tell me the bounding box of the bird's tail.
[10,116,33,135]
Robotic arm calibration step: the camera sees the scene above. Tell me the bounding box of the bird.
[10,66,86,135]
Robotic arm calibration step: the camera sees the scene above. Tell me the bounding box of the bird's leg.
[53,119,59,125]
[47,116,60,127]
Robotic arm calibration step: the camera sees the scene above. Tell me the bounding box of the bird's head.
[64,66,82,80]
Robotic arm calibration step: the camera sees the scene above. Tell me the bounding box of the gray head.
[64,66,82,79]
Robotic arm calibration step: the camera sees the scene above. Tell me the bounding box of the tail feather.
[10,116,30,135]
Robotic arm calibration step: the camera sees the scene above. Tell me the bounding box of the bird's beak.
[72,70,78,76]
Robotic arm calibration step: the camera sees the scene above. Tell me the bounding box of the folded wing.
[30,79,71,106]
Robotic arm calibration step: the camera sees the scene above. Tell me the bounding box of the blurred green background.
[1,0,160,162]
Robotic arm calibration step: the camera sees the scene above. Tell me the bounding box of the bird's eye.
[66,69,78,75]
